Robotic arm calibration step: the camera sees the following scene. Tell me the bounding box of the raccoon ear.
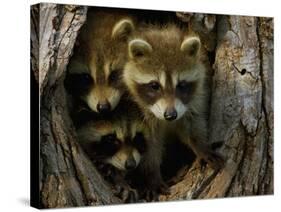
[129,39,152,59]
[180,37,201,58]
[112,19,134,40]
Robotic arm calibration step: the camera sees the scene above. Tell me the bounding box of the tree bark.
[160,14,273,201]
[31,4,121,208]
[31,4,273,208]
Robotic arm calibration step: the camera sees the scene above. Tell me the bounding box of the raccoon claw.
[124,189,138,203]
[194,158,207,172]
[202,150,224,170]
[115,185,138,203]
[114,185,122,195]
[144,190,159,202]
[143,182,170,201]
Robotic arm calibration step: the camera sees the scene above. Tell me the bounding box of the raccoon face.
[77,119,146,171]
[125,35,204,121]
[66,19,134,114]
[84,59,125,114]
[105,138,142,171]
[103,123,147,171]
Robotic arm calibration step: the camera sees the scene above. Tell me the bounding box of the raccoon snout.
[97,101,111,113]
[164,108,177,121]
[125,158,137,170]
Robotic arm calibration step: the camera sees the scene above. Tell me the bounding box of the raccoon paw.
[143,189,159,202]
[115,185,138,203]
[201,150,225,170]
[124,188,138,203]
[143,182,170,201]
[194,158,207,172]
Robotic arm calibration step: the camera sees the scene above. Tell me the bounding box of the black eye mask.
[108,70,121,83]
[64,73,93,96]
[133,132,147,154]
[97,133,122,156]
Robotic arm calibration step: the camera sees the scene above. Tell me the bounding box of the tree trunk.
[31,4,121,208]
[160,14,273,200]
[31,4,273,208]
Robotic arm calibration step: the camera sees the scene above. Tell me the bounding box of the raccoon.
[76,99,148,202]
[76,101,147,171]
[65,8,135,115]
[123,24,224,194]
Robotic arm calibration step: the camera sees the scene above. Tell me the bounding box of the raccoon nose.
[164,108,177,121]
[97,101,111,113]
[125,158,137,170]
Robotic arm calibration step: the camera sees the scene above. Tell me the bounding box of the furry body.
[65,8,135,114]
[123,24,224,194]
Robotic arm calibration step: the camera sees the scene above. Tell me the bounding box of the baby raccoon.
[76,107,147,171]
[76,101,148,202]
[123,24,224,193]
[65,8,135,114]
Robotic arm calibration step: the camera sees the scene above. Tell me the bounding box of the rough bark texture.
[31,4,273,208]
[32,4,121,208]
[160,14,273,201]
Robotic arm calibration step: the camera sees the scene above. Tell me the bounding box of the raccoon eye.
[148,81,161,91]
[108,70,120,82]
[64,73,93,96]
[133,132,146,153]
[80,73,93,85]
[100,133,121,155]
[102,133,117,143]
[177,80,191,92]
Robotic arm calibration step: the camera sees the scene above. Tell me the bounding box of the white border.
[0,0,279,211]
